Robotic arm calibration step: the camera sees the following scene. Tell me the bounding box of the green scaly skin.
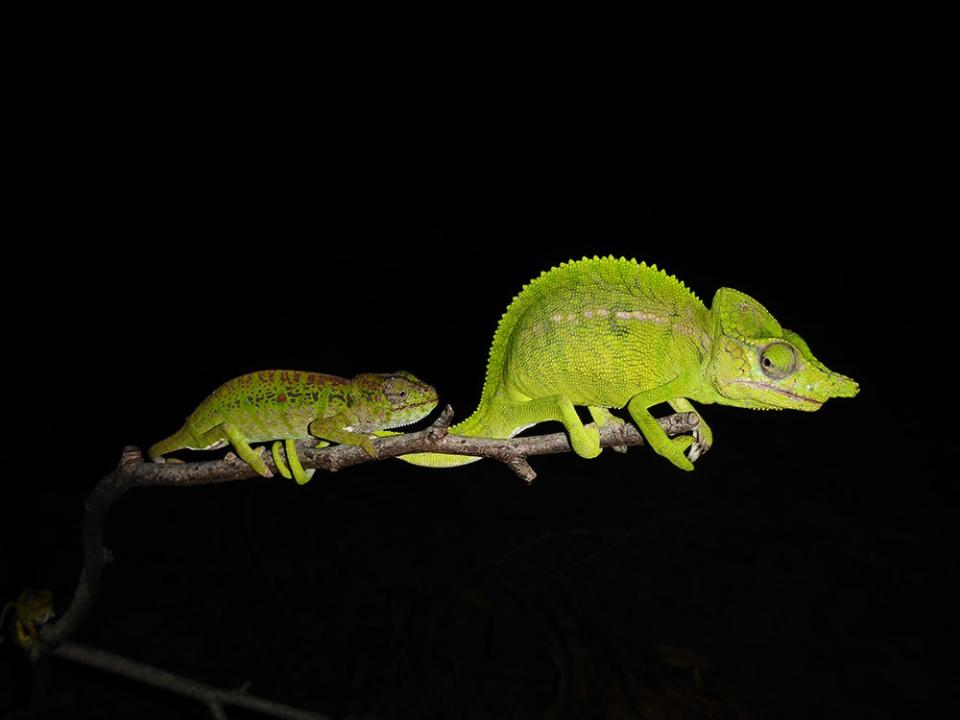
[150,370,438,484]
[392,256,858,471]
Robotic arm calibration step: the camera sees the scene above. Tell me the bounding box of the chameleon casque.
[150,370,438,484]
[392,256,858,471]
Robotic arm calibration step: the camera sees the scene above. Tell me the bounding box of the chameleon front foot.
[628,393,697,471]
[569,424,601,459]
[687,427,711,463]
[309,418,380,460]
[588,407,628,453]
[356,436,379,459]
[668,399,713,463]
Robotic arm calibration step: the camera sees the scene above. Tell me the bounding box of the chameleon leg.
[626,380,696,471]
[18,621,38,648]
[271,442,293,480]
[588,406,628,453]
[148,426,195,463]
[514,395,601,459]
[284,437,315,485]
[197,423,271,477]
[668,398,712,462]
[309,413,378,458]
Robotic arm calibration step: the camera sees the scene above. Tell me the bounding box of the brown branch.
[39,407,698,656]
[39,408,696,652]
[307,405,699,484]
[53,640,332,720]
[37,447,251,656]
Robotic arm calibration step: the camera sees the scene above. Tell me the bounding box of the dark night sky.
[0,106,950,719]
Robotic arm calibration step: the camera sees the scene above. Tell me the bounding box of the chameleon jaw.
[726,380,823,409]
[384,400,439,429]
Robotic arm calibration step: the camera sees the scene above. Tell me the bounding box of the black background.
[0,82,950,719]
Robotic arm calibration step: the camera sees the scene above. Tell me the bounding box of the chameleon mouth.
[388,400,439,428]
[728,380,822,408]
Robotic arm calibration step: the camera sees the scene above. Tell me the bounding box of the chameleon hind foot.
[513,394,601,460]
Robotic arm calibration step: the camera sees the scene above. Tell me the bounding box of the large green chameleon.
[150,370,437,484]
[392,256,858,471]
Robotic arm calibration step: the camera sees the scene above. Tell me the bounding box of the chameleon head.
[353,371,439,428]
[707,288,859,411]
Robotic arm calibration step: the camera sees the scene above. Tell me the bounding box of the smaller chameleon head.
[707,288,858,411]
[353,371,439,428]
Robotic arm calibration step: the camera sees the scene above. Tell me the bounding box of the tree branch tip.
[435,404,455,428]
[506,457,537,484]
[424,404,455,440]
[119,446,143,467]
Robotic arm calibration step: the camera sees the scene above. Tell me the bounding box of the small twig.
[53,640,331,720]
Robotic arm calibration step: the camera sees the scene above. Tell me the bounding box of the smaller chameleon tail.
[148,425,192,463]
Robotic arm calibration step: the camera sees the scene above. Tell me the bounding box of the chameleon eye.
[383,378,412,405]
[759,342,797,380]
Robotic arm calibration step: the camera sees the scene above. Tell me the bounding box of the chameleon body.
[0,588,55,649]
[394,256,858,471]
[150,370,437,484]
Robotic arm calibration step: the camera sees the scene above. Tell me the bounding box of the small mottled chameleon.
[0,588,55,649]
[390,256,858,471]
[150,370,437,484]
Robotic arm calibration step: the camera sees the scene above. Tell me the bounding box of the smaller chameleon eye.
[759,342,797,380]
[384,378,412,405]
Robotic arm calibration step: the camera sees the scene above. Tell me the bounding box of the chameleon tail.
[393,448,483,468]
[391,408,505,468]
